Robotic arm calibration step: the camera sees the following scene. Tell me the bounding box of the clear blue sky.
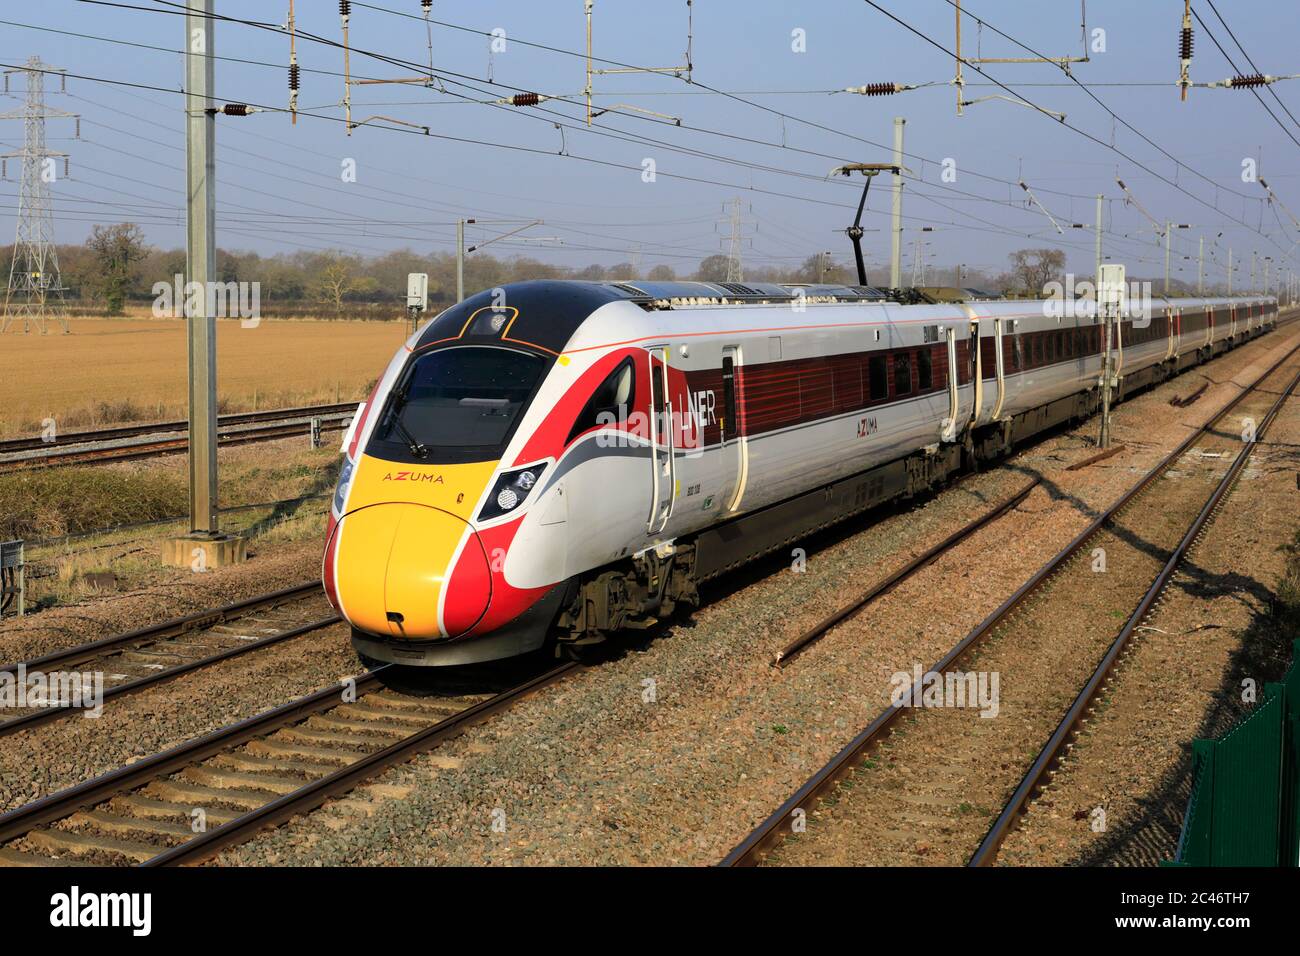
[2,0,1297,285]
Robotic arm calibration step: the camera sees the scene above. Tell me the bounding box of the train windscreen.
[369,346,547,463]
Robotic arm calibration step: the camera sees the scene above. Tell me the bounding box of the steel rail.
[0,614,341,738]
[0,402,357,454]
[772,477,1043,667]
[0,670,389,845]
[0,581,322,676]
[0,418,349,472]
[720,338,1300,866]
[969,358,1300,866]
[144,661,580,866]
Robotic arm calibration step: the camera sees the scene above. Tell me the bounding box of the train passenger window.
[566,357,635,444]
[894,351,912,396]
[916,348,933,391]
[868,354,888,401]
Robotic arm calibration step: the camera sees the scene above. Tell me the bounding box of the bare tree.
[317,255,354,313]
[1007,248,1066,297]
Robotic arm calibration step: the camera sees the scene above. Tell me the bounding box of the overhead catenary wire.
[18,2,1297,280]
[1188,4,1300,152]
[57,0,1298,252]
[867,0,1294,267]
[1201,0,1300,134]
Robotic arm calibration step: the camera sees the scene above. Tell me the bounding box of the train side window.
[721,355,736,439]
[868,354,888,401]
[566,357,635,444]
[916,347,933,391]
[894,351,912,396]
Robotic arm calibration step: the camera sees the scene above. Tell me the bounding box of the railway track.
[0,661,577,866]
[0,403,356,454]
[723,338,1300,867]
[772,476,1043,667]
[0,404,354,472]
[0,583,338,736]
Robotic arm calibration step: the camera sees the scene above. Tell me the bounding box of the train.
[322,279,1277,667]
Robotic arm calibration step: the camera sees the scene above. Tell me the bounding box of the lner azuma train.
[323,279,1278,666]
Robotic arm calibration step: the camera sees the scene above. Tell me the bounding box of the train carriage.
[323,279,1278,667]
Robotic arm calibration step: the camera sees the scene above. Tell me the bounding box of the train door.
[644,345,676,534]
[720,346,748,513]
[990,317,1007,421]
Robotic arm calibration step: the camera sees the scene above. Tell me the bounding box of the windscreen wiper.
[387,385,429,459]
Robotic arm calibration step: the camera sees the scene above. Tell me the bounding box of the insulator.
[421,0,432,11]
[339,1,351,16]
[1179,27,1193,60]
[1232,73,1266,88]
[860,82,899,96]
[289,63,300,90]
[222,104,250,116]
[509,92,541,106]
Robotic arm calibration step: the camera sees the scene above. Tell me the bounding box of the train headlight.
[332,456,355,515]
[478,463,547,521]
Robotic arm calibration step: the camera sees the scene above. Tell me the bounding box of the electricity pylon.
[1,57,78,334]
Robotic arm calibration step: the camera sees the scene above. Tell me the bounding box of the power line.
[865,0,1293,267]
[22,4,1290,280]
[1201,0,1300,134]
[935,0,1266,199]
[1190,3,1300,151]
[59,0,1293,268]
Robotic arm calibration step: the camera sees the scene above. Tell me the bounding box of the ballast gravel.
[0,541,362,814]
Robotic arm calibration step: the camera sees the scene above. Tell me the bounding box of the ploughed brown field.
[0,315,409,438]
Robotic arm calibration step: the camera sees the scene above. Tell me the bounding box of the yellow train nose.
[333,503,491,640]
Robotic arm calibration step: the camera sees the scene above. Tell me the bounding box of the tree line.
[4,221,1194,320]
